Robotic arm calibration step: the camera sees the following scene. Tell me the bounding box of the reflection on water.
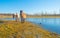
[0,18,60,34]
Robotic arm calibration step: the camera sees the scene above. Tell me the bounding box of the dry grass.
[0,21,60,38]
[0,15,60,18]
[27,16,60,18]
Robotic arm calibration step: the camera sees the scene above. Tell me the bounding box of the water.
[0,18,60,34]
[26,18,60,34]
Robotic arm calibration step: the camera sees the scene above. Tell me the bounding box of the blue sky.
[0,0,60,14]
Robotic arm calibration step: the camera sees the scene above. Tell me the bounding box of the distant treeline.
[0,14,13,18]
[0,14,13,16]
[0,14,60,18]
[0,13,60,16]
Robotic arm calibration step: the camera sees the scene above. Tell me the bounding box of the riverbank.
[0,15,60,18]
[0,21,60,38]
[27,15,60,18]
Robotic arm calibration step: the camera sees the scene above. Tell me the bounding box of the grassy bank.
[0,21,60,38]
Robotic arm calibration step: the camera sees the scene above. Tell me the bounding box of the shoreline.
[27,16,60,18]
[0,15,60,18]
[29,21,60,35]
[0,21,60,38]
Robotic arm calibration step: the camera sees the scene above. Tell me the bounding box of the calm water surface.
[26,18,60,34]
[0,18,60,34]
